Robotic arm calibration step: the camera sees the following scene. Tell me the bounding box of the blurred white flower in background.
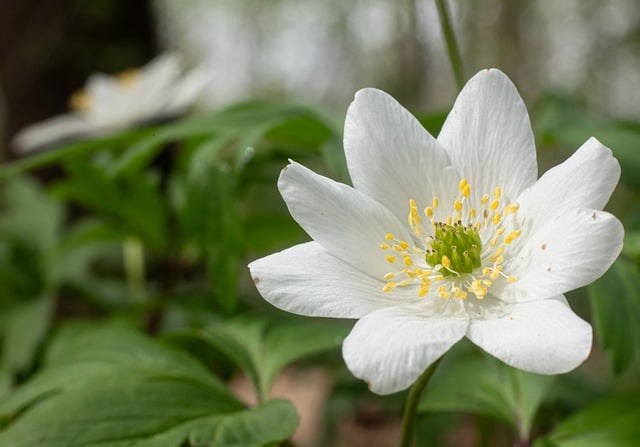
[12,53,212,153]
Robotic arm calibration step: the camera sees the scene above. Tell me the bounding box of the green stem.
[435,0,465,91]
[399,358,442,447]
[123,236,147,304]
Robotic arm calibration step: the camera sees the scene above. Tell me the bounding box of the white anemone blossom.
[13,53,212,153]
[249,69,624,395]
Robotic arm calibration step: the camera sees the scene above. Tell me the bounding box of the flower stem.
[399,358,442,447]
[435,0,464,92]
[123,235,147,304]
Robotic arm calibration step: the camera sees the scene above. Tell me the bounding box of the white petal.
[249,242,410,319]
[12,114,90,153]
[501,208,623,302]
[164,64,213,113]
[344,88,458,223]
[278,161,412,279]
[139,53,182,91]
[516,137,620,236]
[467,295,592,374]
[438,69,537,202]
[342,304,469,394]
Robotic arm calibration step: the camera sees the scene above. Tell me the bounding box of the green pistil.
[425,222,482,276]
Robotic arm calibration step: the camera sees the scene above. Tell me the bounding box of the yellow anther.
[379,243,390,250]
[403,256,413,266]
[382,282,397,293]
[432,197,440,208]
[462,185,471,198]
[441,255,451,268]
[495,246,504,257]
[383,272,396,280]
[425,206,433,218]
[385,233,394,240]
[492,212,502,225]
[481,194,489,204]
[504,203,519,215]
[399,241,409,249]
[482,279,492,287]
[505,230,522,244]
[459,178,468,191]
[490,269,500,280]
[493,255,505,264]
[438,287,451,299]
[469,208,477,219]
[490,237,499,247]
[446,216,452,226]
[494,186,502,198]
[454,200,462,211]
[386,255,396,263]
[392,245,403,252]
[497,227,506,235]
[453,287,468,299]
[418,287,429,297]
[507,276,517,283]
[482,267,491,276]
[490,200,500,211]
[435,274,444,281]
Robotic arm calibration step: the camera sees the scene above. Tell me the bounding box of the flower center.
[425,222,482,276]
[380,178,522,300]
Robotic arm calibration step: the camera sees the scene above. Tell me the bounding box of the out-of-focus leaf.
[535,94,640,190]
[416,110,449,136]
[53,159,167,251]
[418,356,554,439]
[622,230,640,258]
[110,102,336,177]
[588,258,640,373]
[0,127,156,180]
[320,137,350,185]
[0,296,53,397]
[0,325,297,447]
[186,316,348,401]
[533,391,640,447]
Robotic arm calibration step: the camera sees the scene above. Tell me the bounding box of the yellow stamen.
[385,233,394,240]
[379,243,390,250]
[386,255,396,263]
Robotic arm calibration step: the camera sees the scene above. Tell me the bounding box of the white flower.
[249,69,624,395]
[12,53,212,153]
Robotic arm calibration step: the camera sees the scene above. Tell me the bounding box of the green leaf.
[189,399,299,447]
[0,325,298,447]
[110,102,335,177]
[418,356,554,439]
[53,159,167,251]
[0,127,157,180]
[189,316,348,401]
[536,391,640,447]
[588,258,640,373]
[534,94,640,190]
[0,296,53,397]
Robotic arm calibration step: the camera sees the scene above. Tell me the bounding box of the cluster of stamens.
[380,178,522,300]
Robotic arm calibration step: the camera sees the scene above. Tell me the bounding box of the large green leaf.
[533,391,640,447]
[418,356,554,440]
[0,325,298,447]
[588,258,640,373]
[186,316,348,402]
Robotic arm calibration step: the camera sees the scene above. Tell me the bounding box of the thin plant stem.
[435,0,465,92]
[123,235,147,304]
[398,358,443,447]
